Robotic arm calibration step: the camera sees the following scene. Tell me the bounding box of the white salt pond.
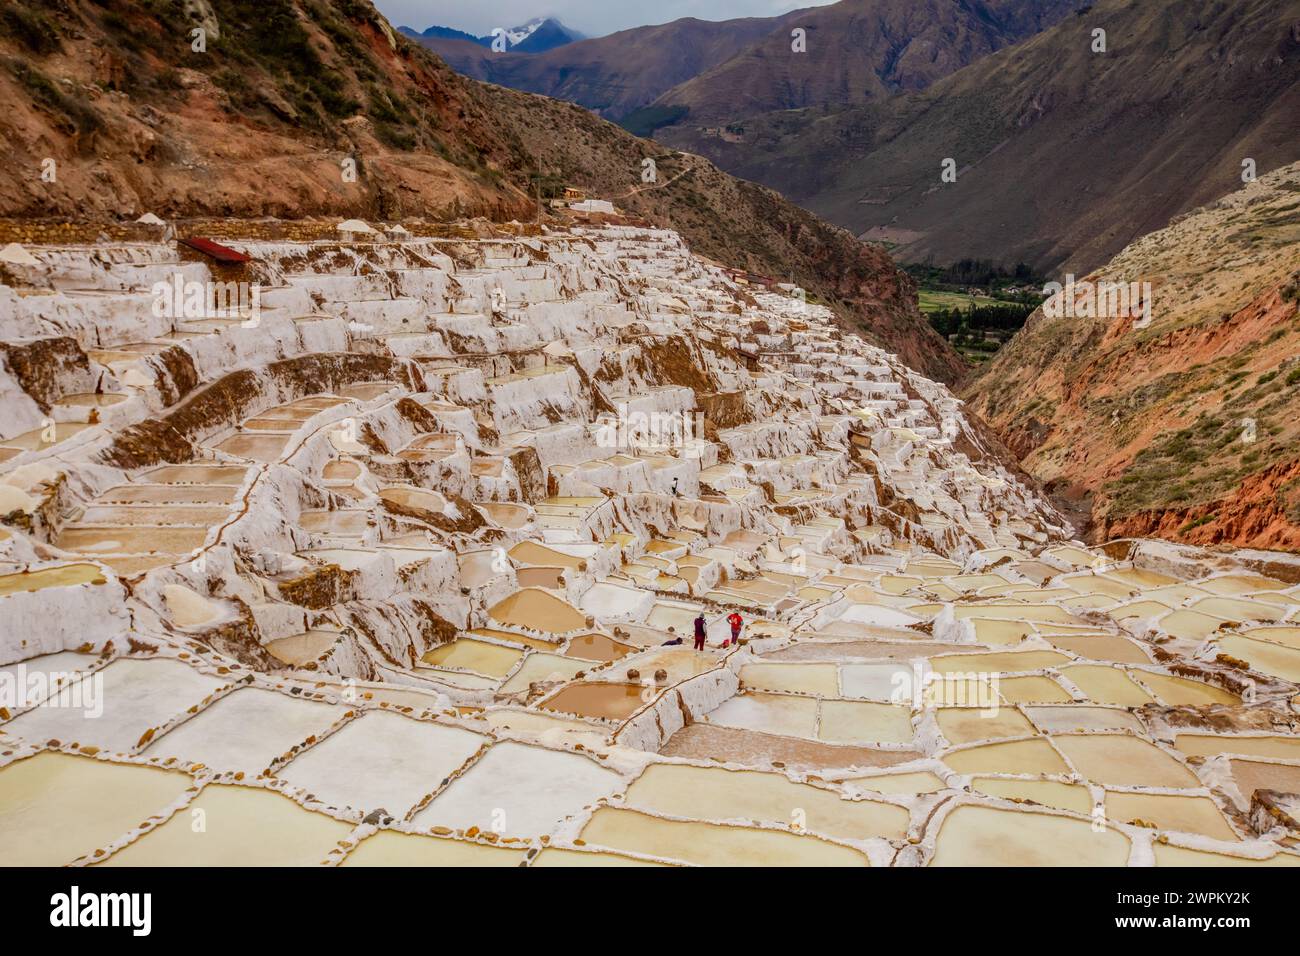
[412,741,622,838]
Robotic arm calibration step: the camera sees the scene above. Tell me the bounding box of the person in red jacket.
[725,611,743,648]
[693,613,707,651]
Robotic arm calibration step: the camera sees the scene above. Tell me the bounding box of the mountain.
[652,0,1300,274]
[509,17,585,53]
[648,0,1078,124]
[964,161,1300,550]
[0,0,961,382]
[398,16,584,54]
[396,24,484,46]
[411,15,793,122]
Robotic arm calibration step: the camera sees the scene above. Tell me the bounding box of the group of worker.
[662,611,746,651]
[692,610,744,651]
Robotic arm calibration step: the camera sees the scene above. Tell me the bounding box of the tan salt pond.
[380,485,447,513]
[0,421,91,452]
[143,464,248,485]
[421,638,523,678]
[1044,633,1152,665]
[1154,844,1300,867]
[942,738,1069,776]
[53,525,208,554]
[97,784,352,866]
[489,587,588,633]
[476,501,530,529]
[1023,706,1145,734]
[341,830,525,866]
[497,653,589,694]
[564,633,635,662]
[1104,792,1238,841]
[930,805,1129,866]
[625,763,909,842]
[1238,625,1300,649]
[55,391,129,409]
[704,692,820,738]
[77,504,231,527]
[1192,596,1287,623]
[1103,567,1180,588]
[339,382,397,401]
[931,650,1069,674]
[298,510,370,535]
[1108,599,1173,622]
[1134,670,1238,706]
[322,459,361,480]
[1216,633,1300,682]
[1061,574,1137,600]
[0,563,106,596]
[481,709,604,738]
[98,484,238,506]
[1059,665,1153,706]
[539,682,648,721]
[1173,734,1300,761]
[163,583,223,627]
[972,777,1092,814]
[813,699,911,745]
[0,753,192,865]
[970,618,1034,645]
[739,663,840,696]
[213,432,291,462]
[990,676,1074,704]
[470,627,558,651]
[1159,609,1228,641]
[580,807,868,866]
[847,770,947,795]
[952,603,1079,624]
[936,707,1038,745]
[1053,734,1199,788]
[265,630,341,666]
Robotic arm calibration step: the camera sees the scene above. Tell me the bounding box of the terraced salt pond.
[0,753,193,865]
[96,785,353,866]
[539,682,647,721]
[4,226,1300,868]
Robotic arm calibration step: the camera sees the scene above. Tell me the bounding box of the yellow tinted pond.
[625,763,909,842]
[97,785,352,866]
[930,805,1128,867]
[580,807,868,867]
[421,638,523,678]
[0,753,192,865]
[0,563,106,596]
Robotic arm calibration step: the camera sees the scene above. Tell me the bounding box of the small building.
[571,199,615,215]
[563,187,586,202]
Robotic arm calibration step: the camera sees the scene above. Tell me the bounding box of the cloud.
[373,0,836,38]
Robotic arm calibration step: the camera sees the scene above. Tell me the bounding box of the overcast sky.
[374,1,837,38]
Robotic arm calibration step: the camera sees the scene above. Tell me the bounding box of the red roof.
[178,236,251,264]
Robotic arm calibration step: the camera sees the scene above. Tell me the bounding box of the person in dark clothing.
[662,626,683,646]
[671,477,679,497]
[693,613,707,651]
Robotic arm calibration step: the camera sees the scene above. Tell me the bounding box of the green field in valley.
[917,289,1004,314]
